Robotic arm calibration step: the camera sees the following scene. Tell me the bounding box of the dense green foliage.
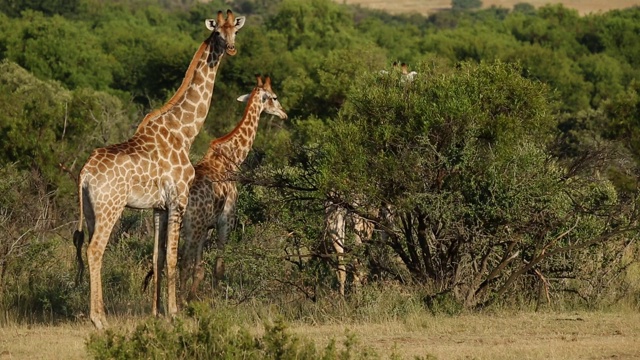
[1,0,640,351]
[325,62,634,307]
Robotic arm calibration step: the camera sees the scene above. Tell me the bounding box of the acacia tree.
[316,61,638,307]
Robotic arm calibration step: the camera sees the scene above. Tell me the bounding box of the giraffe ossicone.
[400,62,418,82]
[73,9,245,330]
[179,74,287,300]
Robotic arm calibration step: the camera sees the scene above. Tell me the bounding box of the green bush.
[86,304,379,359]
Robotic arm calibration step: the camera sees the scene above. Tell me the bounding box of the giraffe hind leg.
[213,199,235,288]
[87,206,122,330]
[187,227,209,301]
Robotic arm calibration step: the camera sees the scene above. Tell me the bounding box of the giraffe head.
[237,75,288,120]
[205,10,245,57]
[400,62,417,82]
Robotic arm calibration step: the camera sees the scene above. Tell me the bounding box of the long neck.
[207,93,262,165]
[134,33,225,149]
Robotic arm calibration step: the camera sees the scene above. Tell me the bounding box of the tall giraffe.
[179,75,287,300]
[73,10,245,329]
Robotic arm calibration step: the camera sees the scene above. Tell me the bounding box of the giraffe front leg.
[152,210,168,317]
[178,235,194,302]
[334,241,346,297]
[351,213,374,291]
[166,195,186,318]
[178,209,200,302]
[325,201,347,296]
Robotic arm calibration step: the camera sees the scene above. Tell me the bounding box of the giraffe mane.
[209,83,261,147]
[135,41,210,132]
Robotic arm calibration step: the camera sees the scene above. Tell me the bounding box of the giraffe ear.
[205,19,217,31]
[236,94,250,102]
[234,16,246,30]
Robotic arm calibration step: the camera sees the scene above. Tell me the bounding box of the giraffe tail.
[74,174,85,287]
[73,230,84,286]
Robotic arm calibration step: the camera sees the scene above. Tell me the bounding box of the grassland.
[339,0,640,15]
[2,311,640,359]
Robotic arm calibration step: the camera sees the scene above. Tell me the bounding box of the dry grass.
[339,0,640,15]
[292,311,640,359]
[0,323,88,360]
[2,311,640,359]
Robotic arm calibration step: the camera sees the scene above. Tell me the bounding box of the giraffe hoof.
[90,315,108,330]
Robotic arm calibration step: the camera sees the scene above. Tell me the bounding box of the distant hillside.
[338,0,640,15]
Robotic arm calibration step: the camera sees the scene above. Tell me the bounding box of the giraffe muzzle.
[226,45,237,56]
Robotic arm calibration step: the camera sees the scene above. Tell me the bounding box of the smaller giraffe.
[179,75,287,299]
[379,61,417,82]
[324,198,394,296]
